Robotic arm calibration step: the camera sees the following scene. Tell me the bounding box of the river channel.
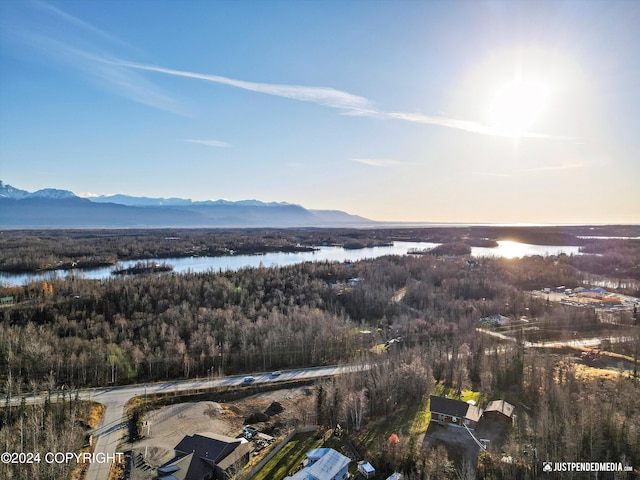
[0,240,582,286]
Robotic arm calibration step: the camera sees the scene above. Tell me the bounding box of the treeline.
[0,392,91,480]
[0,253,598,393]
[0,254,548,391]
[0,263,358,388]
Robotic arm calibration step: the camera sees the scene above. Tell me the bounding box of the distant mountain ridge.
[0,181,373,228]
[89,193,295,208]
[0,181,77,200]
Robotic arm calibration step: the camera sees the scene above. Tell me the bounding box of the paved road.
[9,365,361,480]
[476,328,633,349]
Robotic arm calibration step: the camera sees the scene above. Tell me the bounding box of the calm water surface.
[471,240,581,259]
[0,240,582,286]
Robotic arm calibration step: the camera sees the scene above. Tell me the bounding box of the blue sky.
[1,0,638,223]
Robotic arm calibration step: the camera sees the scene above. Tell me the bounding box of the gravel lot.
[422,419,508,468]
[122,386,314,479]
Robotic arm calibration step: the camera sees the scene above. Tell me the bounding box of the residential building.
[156,432,249,480]
[285,448,350,480]
[429,395,483,430]
[483,400,515,423]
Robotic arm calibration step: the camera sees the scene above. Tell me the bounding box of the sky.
[1,0,639,224]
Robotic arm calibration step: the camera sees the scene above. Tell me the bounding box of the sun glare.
[488,80,548,134]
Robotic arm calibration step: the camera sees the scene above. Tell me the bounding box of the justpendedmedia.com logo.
[542,462,633,473]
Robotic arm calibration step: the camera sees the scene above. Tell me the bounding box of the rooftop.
[485,400,515,418]
[159,432,248,480]
[286,448,350,480]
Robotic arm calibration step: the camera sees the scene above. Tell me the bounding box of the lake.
[0,240,582,286]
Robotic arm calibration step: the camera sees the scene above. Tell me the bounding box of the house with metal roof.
[483,400,515,423]
[429,395,484,430]
[156,432,249,480]
[357,461,375,479]
[285,448,350,480]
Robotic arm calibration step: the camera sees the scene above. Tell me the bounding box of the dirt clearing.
[122,386,314,475]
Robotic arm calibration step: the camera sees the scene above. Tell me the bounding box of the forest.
[0,229,639,479]
[3,252,632,389]
[0,392,103,480]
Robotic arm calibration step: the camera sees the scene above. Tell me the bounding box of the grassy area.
[78,401,105,429]
[430,383,483,405]
[409,399,431,437]
[252,431,324,480]
[252,430,357,480]
[358,402,422,450]
[356,389,441,456]
[460,389,481,405]
[572,363,621,381]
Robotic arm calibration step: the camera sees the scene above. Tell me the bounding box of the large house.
[285,448,350,480]
[157,432,249,480]
[429,395,483,430]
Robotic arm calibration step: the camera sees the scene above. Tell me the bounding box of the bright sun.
[488,80,548,134]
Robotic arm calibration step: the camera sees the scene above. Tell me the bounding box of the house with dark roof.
[483,400,515,423]
[429,395,483,430]
[285,448,350,480]
[157,432,249,480]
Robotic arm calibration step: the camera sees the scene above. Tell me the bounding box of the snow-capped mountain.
[29,188,78,199]
[0,181,29,199]
[0,181,373,227]
[0,182,77,200]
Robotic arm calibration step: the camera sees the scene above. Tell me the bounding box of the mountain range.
[0,181,374,228]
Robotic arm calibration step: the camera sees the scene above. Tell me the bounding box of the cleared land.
[121,387,313,479]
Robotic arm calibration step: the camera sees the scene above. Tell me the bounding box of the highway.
[8,365,361,480]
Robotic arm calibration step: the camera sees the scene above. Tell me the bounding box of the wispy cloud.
[116,61,372,111]
[5,2,184,114]
[378,111,571,140]
[185,139,232,148]
[352,158,402,167]
[31,0,126,46]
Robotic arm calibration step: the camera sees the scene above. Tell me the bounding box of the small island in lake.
[112,261,173,276]
[411,242,472,256]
